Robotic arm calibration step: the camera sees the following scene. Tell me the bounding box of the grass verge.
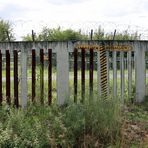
[0,98,122,147]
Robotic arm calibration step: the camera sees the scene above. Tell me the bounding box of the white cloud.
[0,0,148,40]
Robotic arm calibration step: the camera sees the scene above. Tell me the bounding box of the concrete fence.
[0,40,147,107]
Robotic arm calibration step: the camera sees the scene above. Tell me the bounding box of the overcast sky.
[0,0,148,40]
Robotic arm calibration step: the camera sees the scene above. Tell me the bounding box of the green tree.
[93,26,140,40]
[22,27,88,41]
[22,34,33,41]
[0,19,15,41]
[93,26,105,40]
[22,26,141,41]
[105,30,140,40]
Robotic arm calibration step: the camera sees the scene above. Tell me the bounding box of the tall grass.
[0,97,122,147]
[84,98,122,147]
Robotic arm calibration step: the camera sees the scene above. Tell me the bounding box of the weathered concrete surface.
[1,40,148,53]
[56,42,69,105]
[0,40,148,104]
[21,48,28,108]
[135,42,146,102]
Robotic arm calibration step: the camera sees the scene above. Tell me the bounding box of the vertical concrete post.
[97,51,101,97]
[128,51,132,98]
[135,42,146,102]
[120,51,125,103]
[21,48,28,108]
[106,51,110,97]
[56,42,69,105]
[113,51,117,98]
